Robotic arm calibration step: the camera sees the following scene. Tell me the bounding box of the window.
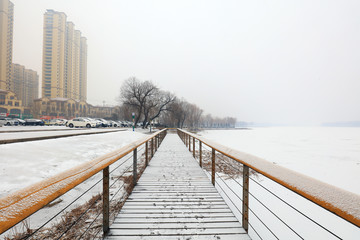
[8,101,13,106]
[15,102,19,106]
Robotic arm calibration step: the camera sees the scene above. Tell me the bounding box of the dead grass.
[5,150,151,240]
[197,150,257,179]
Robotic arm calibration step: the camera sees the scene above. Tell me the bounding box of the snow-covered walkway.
[106,133,250,240]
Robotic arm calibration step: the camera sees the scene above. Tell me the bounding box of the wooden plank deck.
[105,133,250,240]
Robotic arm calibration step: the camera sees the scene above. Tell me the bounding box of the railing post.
[145,141,148,166]
[242,165,249,232]
[193,137,195,158]
[155,136,158,152]
[211,148,215,186]
[102,166,109,235]
[151,138,154,158]
[199,141,202,167]
[133,148,137,186]
[189,135,191,151]
[185,133,187,146]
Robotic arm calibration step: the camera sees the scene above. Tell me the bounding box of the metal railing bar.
[214,164,243,203]
[215,157,244,187]
[248,206,280,240]
[0,129,168,235]
[216,153,340,239]
[70,162,136,239]
[177,129,360,228]
[247,185,304,239]
[216,153,243,173]
[76,202,103,240]
[91,221,104,240]
[110,165,133,201]
[248,221,264,240]
[25,175,103,239]
[61,160,138,239]
[215,156,303,238]
[214,172,243,215]
[109,154,133,174]
[56,194,102,240]
[109,164,133,192]
[249,175,343,239]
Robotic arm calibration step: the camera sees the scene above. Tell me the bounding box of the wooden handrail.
[0,129,167,234]
[177,128,360,228]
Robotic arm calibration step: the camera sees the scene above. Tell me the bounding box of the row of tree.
[117,77,236,129]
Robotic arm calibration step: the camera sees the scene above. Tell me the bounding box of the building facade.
[12,63,39,107]
[42,9,87,101]
[0,89,29,117]
[32,97,117,120]
[0,0,14,91]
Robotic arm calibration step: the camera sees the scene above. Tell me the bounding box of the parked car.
[0,117,17,126]
[66,118,95,128]
[15,118,26,125]
[94,118,110,127]
[24,119,45,126]
[54,119,67,125]
[110,120,119,127]
[78,117,98,128]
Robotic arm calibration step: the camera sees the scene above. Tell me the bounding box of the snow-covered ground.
[200,127,360,239]
[1,127,359,239]
[0,127,125,141]
[200,127,360,195]
[0,129,146,198]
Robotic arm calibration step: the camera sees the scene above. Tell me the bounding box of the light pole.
[132,112,135,131]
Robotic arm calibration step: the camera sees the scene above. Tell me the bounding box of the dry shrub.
[198,150,257,179]
[4,150,152,240]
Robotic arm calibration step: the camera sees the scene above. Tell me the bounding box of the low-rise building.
[32,97,118,120]
[0,89,30,117]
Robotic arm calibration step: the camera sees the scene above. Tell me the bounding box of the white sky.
[10,0,360,125]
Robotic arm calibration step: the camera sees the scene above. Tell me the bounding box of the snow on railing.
[0,129,167,238]
[177,128,360,239]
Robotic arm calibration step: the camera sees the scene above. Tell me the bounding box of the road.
[0,126,128,144]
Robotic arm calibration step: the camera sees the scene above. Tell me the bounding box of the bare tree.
[142,90,176,128]
[185,103,203,130]
[119,77,158,125]
[163,99,192,128]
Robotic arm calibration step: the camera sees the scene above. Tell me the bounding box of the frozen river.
[200,127,360,195]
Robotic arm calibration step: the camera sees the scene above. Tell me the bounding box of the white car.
[66,118,95,128]
[0,117,16,126]
[54,119,67,125]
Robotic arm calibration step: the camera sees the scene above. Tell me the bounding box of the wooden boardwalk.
[105,133,250,240]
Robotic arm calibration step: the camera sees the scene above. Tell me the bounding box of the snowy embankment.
[0,129,146,198]
[201,127,360,195]
[200,127,360,239]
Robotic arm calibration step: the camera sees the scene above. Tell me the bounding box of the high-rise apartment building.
[12,63,39,107]
[0,0,14,91]
[42,9,87,101]
[79,36,87,101]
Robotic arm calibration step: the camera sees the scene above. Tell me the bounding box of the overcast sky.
[11,0,360,125]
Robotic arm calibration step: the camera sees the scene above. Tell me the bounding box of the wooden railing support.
[155,136,158,152]
[242,165,249,232]
[133,148,137,186]
[151,138,154,158]
[0,129,168,235]
[189,135,191,151]
[193,137,195,158]
[102,166,110,235]
[145,142,148,166]
[199,141,202,167]
[212,148,215,186]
